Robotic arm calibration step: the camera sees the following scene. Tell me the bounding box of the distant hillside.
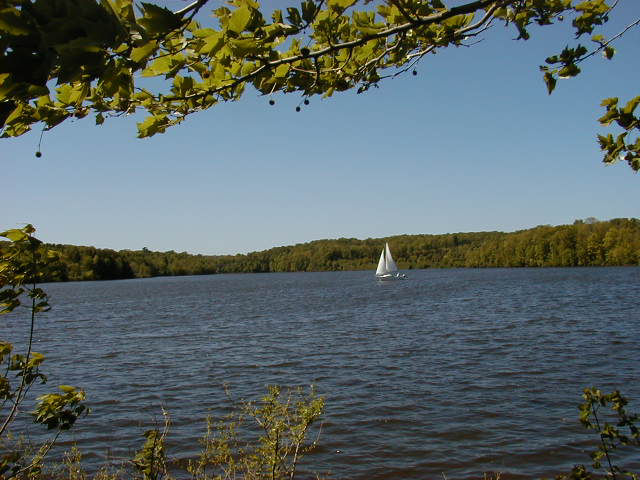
[34,218,640,282]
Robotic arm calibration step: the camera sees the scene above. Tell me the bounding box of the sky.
[2,1,639,256]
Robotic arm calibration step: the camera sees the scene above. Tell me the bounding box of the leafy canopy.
[0,0,638,171]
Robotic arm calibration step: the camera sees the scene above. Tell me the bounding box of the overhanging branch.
[163,0,516,102]
[174,0,210,17]
[576,16,640,64]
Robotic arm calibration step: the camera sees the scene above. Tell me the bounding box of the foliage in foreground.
[123,386,326,480]
[4,387,640,480]
[0,225,88,479]
[0,0,638,171]
[555,388,640,480]
[8,217,640,282]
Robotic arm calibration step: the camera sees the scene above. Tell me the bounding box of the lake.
[4,267,640,479]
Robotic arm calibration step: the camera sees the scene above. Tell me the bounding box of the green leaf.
[622,96,640,115]
[328,0,357,12]
[603,46,615,60]
[131,41,158,63]
[274,64,289,78]
[3,104,23,125]
[137,115,158,137]
[139,3,182,35]
[36,95,52,108]
[142,56,172,77]
[286,7,302,26]
[272,9,283,23]
[0,228,28,242]
[543,71,556,94]
[173,75,194,95]
[28,352,45,366]
[598,108,618,125]
[228,37,261,56]
[558,63,580,78]
[56,84,74,104]
[0,342,12,361]
[106,0,136,23]
[301,1,317,24]
[137,114,168,138]
[228,5,251,33]
[600,97,618,107]
[68,83,89,105]
[200,31,224,55]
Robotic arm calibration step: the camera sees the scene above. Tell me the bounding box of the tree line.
[19,218,638,282]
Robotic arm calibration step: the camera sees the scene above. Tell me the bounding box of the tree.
[0,0,638,171]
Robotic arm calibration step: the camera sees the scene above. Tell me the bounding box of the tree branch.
[576,17,640,64]
[174,0,210,17]
[163,0,514,102]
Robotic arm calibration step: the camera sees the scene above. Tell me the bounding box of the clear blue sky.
[3,2,638,255]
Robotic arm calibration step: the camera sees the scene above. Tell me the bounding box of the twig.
[592,406,617,479]
[0,248,39,437]
[174,0,209,17]
[404,44,435,61]
[14,431,62,477]
[576,17,640,64]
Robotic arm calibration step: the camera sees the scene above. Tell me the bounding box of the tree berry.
[269,99,275,105]
[35,151,42,158]
[412,70,417,76]
[304,99,309,105]
[296,106,301,112]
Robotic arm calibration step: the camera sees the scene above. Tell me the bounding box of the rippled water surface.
[5,268,640,479]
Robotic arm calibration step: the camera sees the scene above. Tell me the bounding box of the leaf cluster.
[186,385,324,480]
[1,225,88,479]
[1,225,60,314]
[33,386,89,431]
[539,0,617,94]
[0,0,637,170]
[133,421,169,480]
[598,96,640,172]
[556,388,639,480]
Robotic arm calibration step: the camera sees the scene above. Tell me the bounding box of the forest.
[23,218,640,282]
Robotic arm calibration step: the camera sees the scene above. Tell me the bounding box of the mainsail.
[376,242,398,276]
[384,243,398,273]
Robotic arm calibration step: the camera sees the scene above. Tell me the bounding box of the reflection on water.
[4,267,640,479]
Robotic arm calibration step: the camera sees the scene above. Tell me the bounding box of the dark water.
[4,268,640,479]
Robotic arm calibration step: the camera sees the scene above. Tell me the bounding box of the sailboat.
[375,243,406,280]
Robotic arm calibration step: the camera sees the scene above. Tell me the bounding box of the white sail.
[385,243,398,273]
[375,248,387,276]
[375,243,405,280]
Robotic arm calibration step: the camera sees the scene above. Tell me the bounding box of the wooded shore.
[23,218,638,282]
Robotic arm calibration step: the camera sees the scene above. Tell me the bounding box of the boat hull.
[376,273,407,281]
